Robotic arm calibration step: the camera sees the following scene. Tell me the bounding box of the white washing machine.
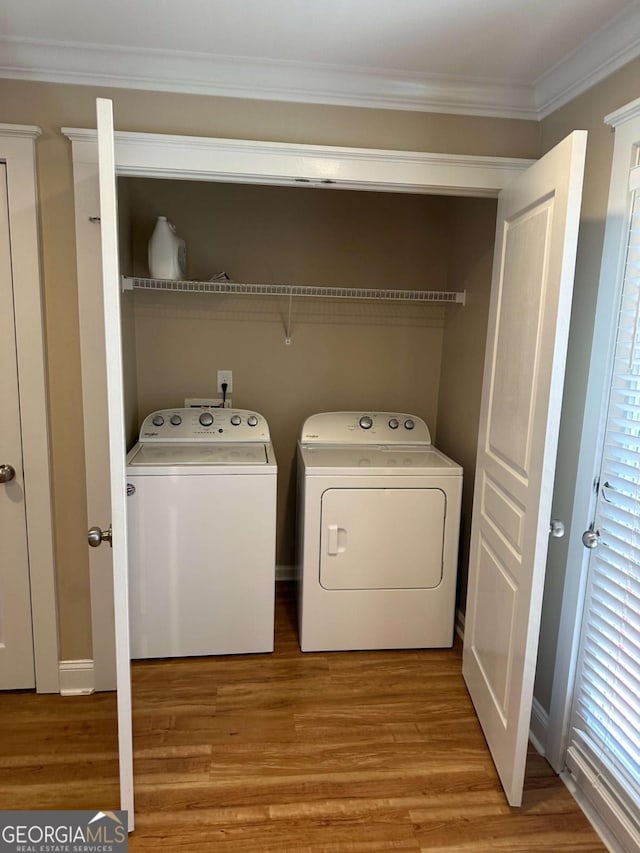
[297,411,462,651]
[126,407,277,658]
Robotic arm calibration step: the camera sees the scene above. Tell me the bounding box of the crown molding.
[534,3,640,119]
[1,5,639,122]
[0,36,538,119]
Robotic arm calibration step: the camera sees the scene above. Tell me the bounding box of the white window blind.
[566,176,640,851]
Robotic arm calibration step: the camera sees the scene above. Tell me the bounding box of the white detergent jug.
[148,216,187,280]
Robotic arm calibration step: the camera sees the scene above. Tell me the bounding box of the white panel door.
[463,131,587,806]
[95,98,135,828]
[0,162,35,691]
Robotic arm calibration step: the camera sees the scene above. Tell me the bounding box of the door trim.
[0,124,59,693]
[63,128,534,196]
[63,126,533,688]
[546,97,640,770]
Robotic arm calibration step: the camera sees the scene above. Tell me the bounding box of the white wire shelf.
[121,276,466,305]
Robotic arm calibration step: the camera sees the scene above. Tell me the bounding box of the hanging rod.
[121,276,466,305]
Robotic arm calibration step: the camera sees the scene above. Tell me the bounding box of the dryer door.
[320,488,445,589]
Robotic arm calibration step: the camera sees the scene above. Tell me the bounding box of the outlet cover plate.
[217,370,233,392]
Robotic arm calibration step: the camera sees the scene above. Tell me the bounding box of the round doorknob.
[549,519,565,538]
[0,464,16,483]
[582,527,600,549]
[88,525,112,548]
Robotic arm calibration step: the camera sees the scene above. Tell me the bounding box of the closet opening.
[117,175,497,612]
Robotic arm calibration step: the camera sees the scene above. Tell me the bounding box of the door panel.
[463,131,587,806]
[487,200,551,477]
[96,98,135,828]
[0,162,35,690]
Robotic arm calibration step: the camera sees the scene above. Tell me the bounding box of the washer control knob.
[199,412,214,427]
[247,415,258,427]
[230,415,242,426]
[359,416,373,430]
[404,418,415,430]
[388,418,399,430]
[170,414,182,426]
[152,415,164,427]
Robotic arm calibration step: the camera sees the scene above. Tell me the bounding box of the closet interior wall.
[118,176,496,600]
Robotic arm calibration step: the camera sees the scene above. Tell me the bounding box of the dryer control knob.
[388,418,399,429]
[247,415,258,427]
[199,412,214,427]
[170,414,182,426]
[230,415,242,426]
[404,418,415,430]
[359,416,373,430]
[152,415,164,427]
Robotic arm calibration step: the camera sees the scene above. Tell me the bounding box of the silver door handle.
[582,527,600,549]
[0,464,16,483]
[88,525,112,548]
[549,519,565,537]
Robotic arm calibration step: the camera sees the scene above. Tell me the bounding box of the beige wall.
[122,179,462,566]
[436,197,497,613]
[534,56,640,711]
[0,76,540,658]
[117,177,140,449]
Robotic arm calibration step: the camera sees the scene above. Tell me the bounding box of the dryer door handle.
[327,524,347,555]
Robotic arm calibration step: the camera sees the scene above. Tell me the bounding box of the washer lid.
[300,444,462,475]
[128,442,270,466]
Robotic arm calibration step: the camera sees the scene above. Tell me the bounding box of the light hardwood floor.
[1,583,605,851]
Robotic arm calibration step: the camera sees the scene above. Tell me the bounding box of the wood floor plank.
[133,767,498,812]
[129,812,423,853]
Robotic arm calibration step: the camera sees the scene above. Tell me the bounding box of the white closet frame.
[63,126,533,688]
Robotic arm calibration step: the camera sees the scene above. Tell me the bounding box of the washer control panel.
[300,412,431,444]
[139,408,270,442]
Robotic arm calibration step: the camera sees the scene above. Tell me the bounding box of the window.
[565,165,640,852]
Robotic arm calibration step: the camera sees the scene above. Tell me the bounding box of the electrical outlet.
[217,370,233,393]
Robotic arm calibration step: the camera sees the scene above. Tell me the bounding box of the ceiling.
[0,0,639,119]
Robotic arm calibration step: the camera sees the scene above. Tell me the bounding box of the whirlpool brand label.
[0,811,128,852]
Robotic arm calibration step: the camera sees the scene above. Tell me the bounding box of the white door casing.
[67,113,585,809]
[63,124,534,691]
[0,162,34,690]
[462,130,587,806]
[67,148,116,693]
[95,98,134,828]
[0,127,58,694]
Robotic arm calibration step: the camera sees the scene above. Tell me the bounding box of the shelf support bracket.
[285,289,294,345]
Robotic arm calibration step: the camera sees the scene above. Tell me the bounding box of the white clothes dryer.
[297,412,462,651]
[126,407,277,658]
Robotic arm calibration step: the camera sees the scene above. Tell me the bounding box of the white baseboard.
[276,564,296,581]
[529,696,549,755]
[58,659,95,696]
